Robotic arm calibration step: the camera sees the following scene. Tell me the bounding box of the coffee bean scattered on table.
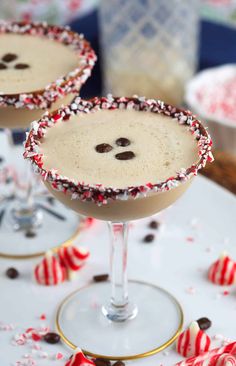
[93,274,109,282]
[25,230,36,238]
[149,220,159,229]
[113,362,125,366]
[197,317,212,331]
[43,332,61,344]
[143,234,155,243]
[94,358,111,366]
[6,267,19,279]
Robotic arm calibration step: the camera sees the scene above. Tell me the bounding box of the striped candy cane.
[176,342,236,366]
[215,354,236,366]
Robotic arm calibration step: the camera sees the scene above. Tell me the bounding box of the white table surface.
[0,175,235,366]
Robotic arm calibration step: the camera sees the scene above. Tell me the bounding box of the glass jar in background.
[99,0,199,106]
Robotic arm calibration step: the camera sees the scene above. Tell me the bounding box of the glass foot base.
[56,280,183,360]
[102,301,138,322]
[10,206,43,231]
[0,199,81,259]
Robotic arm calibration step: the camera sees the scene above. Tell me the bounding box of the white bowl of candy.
[185,64,236,155]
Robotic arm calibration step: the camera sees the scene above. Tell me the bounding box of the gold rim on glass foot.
[0,226,81,260]
[56,280,184,361]
[0,202,84,260]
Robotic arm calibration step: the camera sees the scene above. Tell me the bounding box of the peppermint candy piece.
[176,321,211,358]
[58,246,90,271]
[176,342,236,366]
[215,353,236,366]
[65,348,95,366]
[208,252,236,286]
[34,250,66,286]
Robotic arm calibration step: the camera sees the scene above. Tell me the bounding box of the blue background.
[69,11,236,98]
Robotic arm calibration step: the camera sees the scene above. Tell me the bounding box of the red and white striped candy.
[176,321,211,358]
[176,342,236,366]
[58,246,89,271]
[208,252,236,285]
[215,353,236,366]
[65,348,95,366]
[34,251,66,286]
[176,353,236,366]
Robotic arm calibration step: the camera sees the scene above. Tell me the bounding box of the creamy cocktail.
[0,22,96,128]
[24,96,213,359]
[41,107,198,221]
[0,21,96,249]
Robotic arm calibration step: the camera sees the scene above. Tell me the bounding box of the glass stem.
[109,222,129,308]
[24,161,34,208]
[6,128,34,206]
[5,128,42,230]
[102,222,138,322]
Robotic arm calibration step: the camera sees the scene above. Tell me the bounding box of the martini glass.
[24,96,213,360]
[0,21,96,258]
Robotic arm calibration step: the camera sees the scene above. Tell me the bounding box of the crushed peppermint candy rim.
[24,95,214,206]
[185,64,236,127]
[0,21,97,110]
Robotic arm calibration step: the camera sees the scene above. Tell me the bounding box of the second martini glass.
[24,96,213,359]
[0,21,96,257]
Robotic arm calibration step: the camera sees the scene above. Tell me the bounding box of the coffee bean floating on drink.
[0,53,30,70]
[95,137,135,160]
[14,63,30,69]
[115,137,131,147]
[115,151,135,160]
[95,143,113,153]
[2,53,18,62]
[0,62,7,69]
